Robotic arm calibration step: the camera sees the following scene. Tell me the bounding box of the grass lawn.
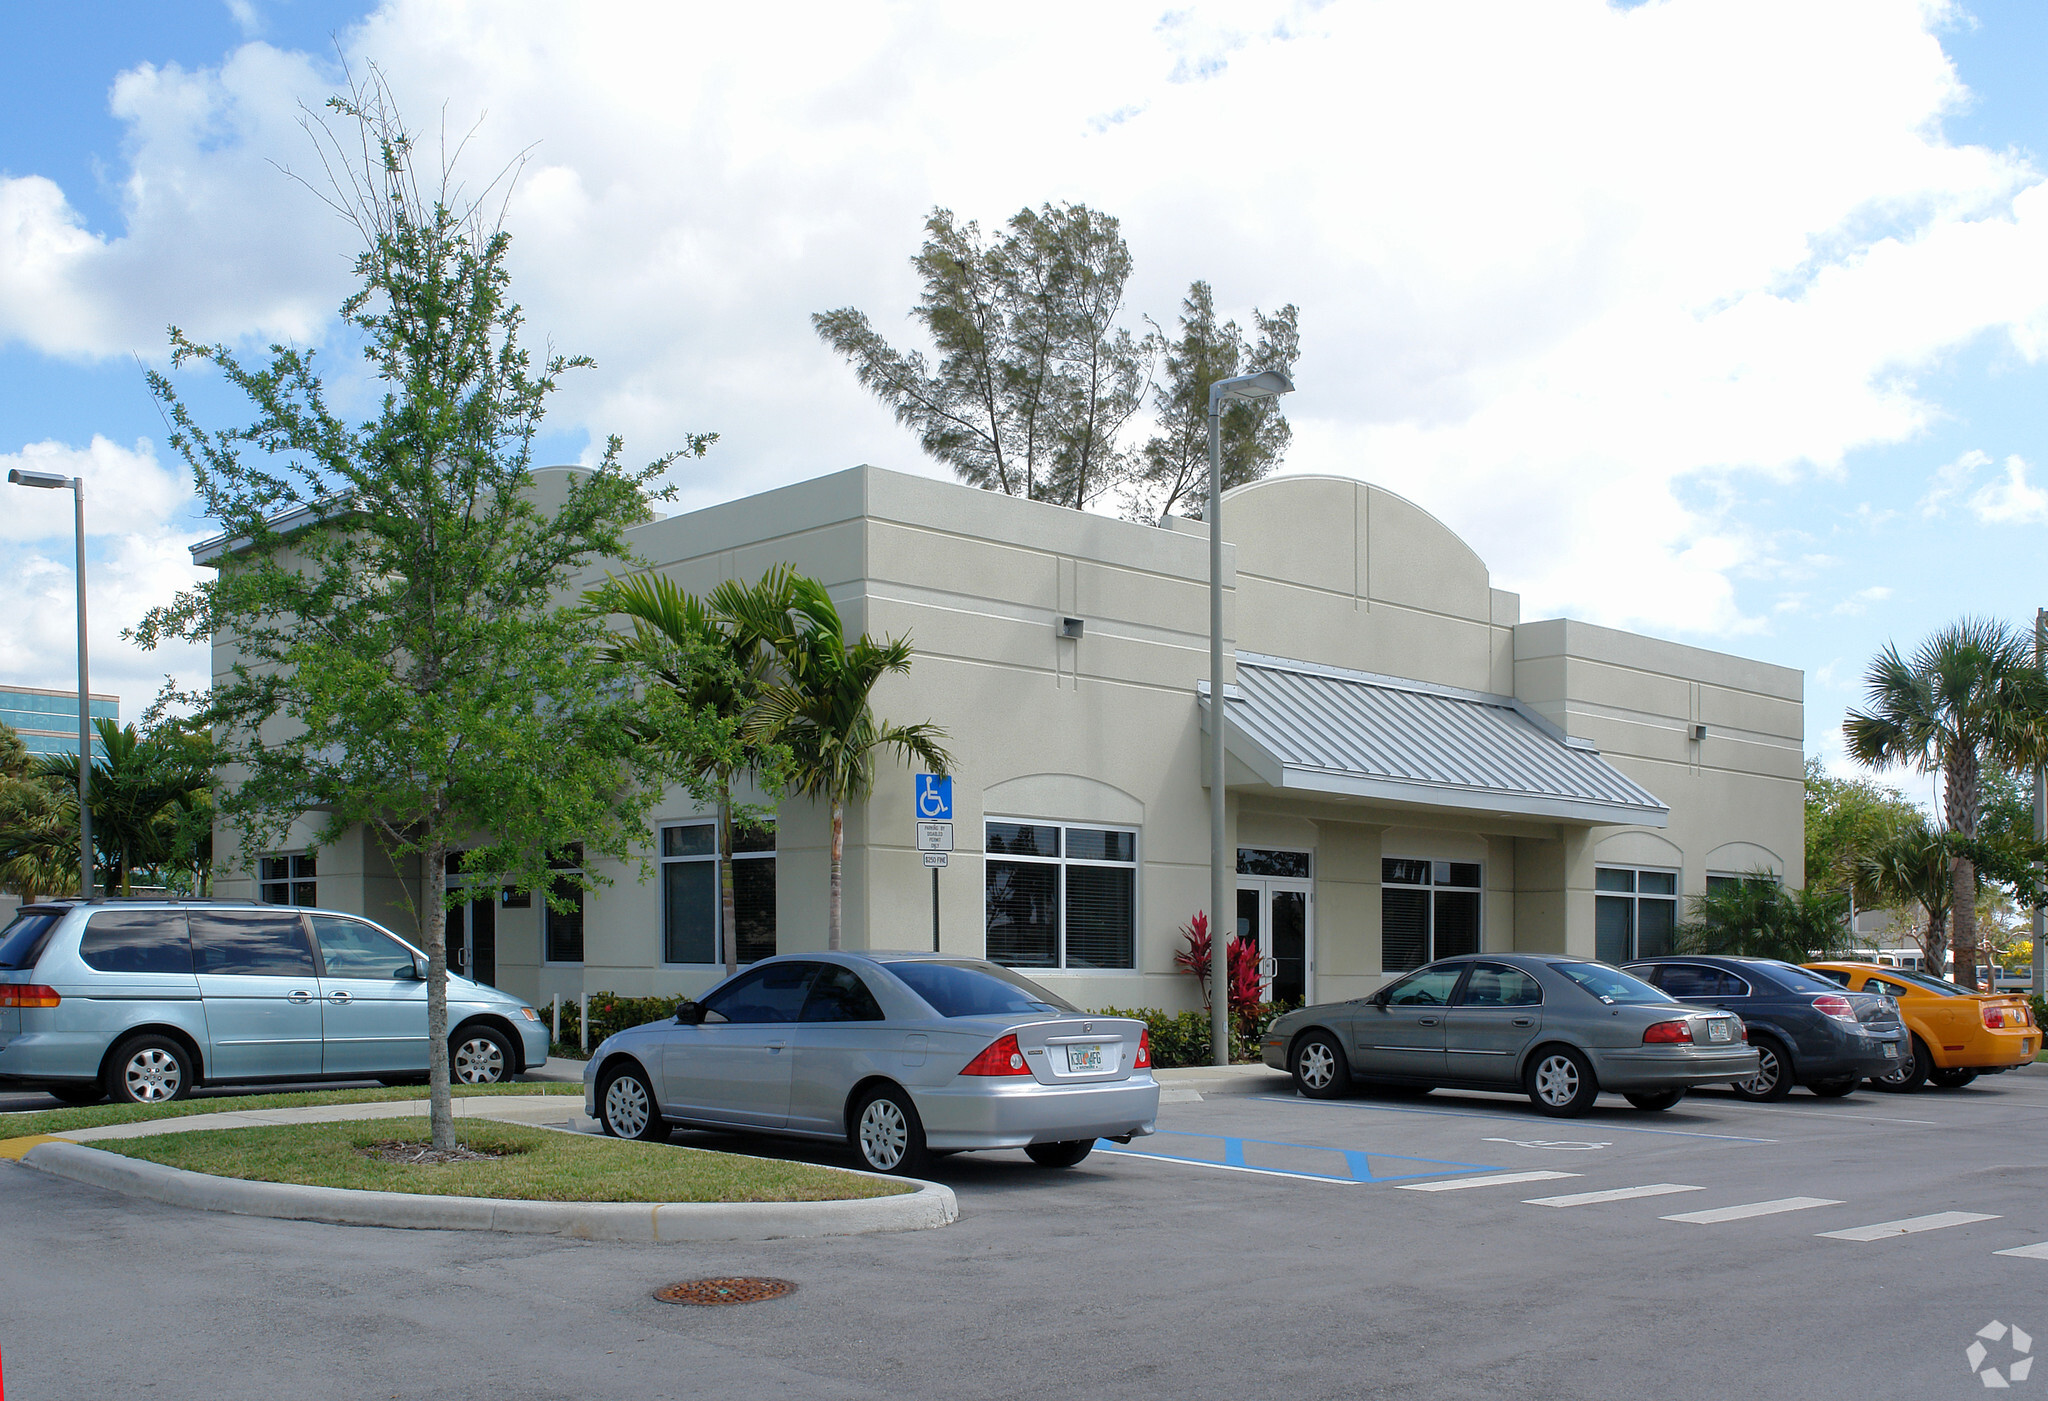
[0,1082,580,1139]
[90,1119,903,1203]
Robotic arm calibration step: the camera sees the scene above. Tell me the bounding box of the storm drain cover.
[654,1277,797,1306]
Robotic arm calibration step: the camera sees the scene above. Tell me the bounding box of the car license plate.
[1882,1043,1897,1058]
[1066,1044,1105,1072]
[1706,1020,1732,1043]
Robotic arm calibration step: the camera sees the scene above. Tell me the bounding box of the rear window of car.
[1885,969,1971,998]
[79,911,194,975]
[883,960,1076,1018]
[1742,961,1846,995]
[1550,961,1674,1005]
[0,911,62,971]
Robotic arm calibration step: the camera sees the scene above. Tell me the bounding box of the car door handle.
[1512,1018,1534,1027]
[764,1041,787,1052]
[1416,1017,1439,1027]
[327,990,353,1005]
[287,990,313,1003]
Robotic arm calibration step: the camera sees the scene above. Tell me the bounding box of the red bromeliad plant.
[1173,910,1270,1037]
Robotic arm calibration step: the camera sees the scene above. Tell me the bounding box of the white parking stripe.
[1817,1212,2000,1242]
[1525,1183,1704,1208]
[1993,1242,2048,1260]
[1396,1171,1581,1193]
[1662,1197,1843,1224]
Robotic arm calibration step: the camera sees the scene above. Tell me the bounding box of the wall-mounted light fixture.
[1059,617,1084,639]
[1691,723,1708,741]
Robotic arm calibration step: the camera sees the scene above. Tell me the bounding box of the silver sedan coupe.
[582,952,1159,1173]
[1261,954,1761,1116]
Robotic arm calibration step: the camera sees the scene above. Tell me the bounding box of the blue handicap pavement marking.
[1094,1129,1499,1186]
[915,774,952,820]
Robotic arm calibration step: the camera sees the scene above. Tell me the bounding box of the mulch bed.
[357,1139,510,1166]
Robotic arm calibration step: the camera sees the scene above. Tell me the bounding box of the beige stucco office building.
[212,465,1804,1015]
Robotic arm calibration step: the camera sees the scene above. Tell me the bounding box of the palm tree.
[590,567,794,975]
[38,718,213,894]
[0,782,80,902]
[1854,818,1957,975]
[1676,874,1849,963]
[1844,618,2048,990]
[746,576,952,950]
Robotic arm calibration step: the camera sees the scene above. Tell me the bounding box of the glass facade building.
[0,685,117,758]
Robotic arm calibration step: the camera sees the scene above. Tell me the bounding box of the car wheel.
[1024,1140,1095,1168]
[1292,1032,1350,1100]
[597,1062,667,1141]
[1624,1089,1685,1111]
[1871,1036,1931,1093]
[850,1086,929,1175]
[1928,1067,1979,1089]
[1730,1034,1794,1101]
[1809,1077,1860,1098]
[48,1084,105,1106]
[1525,1046,1598,1117]
[104,1034,195,1104]
[450,1026,513,1085]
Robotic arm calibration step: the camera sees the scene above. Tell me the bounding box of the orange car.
[1804,962,2036,1091]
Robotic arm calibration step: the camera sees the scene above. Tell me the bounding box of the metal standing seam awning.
[1199,652,1669,828]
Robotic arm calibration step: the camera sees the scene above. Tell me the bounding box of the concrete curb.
[1151,1064,1294,1098]
[19,1140,958,1243]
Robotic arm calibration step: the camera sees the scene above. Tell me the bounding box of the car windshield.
[1747,961,1848,995]
[883,959,1076,1018]
[1550,961,1674,1005]
[0,911,61,971]
[1885,969,1973,998]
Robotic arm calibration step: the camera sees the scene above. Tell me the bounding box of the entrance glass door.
[1236,880,1313,1007]
[447,894,497,988]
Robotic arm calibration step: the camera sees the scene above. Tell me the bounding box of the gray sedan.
[1261,954,1761,1116]
[582,953,1160,1174]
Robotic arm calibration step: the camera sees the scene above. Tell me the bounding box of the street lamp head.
[8,468,74,490]
[1208,369,1295,411]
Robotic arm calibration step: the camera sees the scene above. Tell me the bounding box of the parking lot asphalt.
[5,1067,2045,1401]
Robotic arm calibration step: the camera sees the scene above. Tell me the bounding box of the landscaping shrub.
[542,991,683,1056]
[1095,1003,1297,1068]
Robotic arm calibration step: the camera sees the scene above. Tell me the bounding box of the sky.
[2,0,2046,810]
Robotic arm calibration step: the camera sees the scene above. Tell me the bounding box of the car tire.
[104,1034,195,1105]
[48,1083,105,1106]
[1871,1036,1932,1093]
[1809,1077,1861,1098]
[1624,1089,1685,1111]
[1525,1046,1598,1117]
[1024,1140,1095,1168]
[1730,1034,1794,1102]
[597,1061,668,1141]
[450,1026,514,1085]
[1928,1067,1979,1089]
[1292,1032,1351,1099]
[850,1085,929,1176]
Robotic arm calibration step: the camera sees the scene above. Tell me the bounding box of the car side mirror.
[674,999,706,1025]
[402,959,426,981]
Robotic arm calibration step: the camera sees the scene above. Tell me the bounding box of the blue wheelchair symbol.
[915,774,953,820]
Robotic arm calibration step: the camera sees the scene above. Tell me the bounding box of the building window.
[1705,871,1777,900]
[1238,848,1311,878]
[660,821,776,966]
[1380,859,1480,972]
[1596,867,1678,963]
[259,853,317,907]
[545,845,585,965]
[985,820,1137,971]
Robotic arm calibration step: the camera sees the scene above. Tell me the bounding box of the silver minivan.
[0,900,549,1104]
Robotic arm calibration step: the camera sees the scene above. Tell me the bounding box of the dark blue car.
[1622,956,1906,1100]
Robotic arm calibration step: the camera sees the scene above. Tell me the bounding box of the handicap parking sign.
[915,774,952,820]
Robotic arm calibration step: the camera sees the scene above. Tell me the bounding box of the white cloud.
[1967,454,2048,524]
[1918,447,1989,517]
[6,0,2048,647]
[1833,585,1894,616]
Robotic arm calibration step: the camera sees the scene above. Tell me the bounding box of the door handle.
[765,1041,787,1052]
[328,990,353,1005]
[1417,1017,1438,1027]
[287,990,313,1004]
[1512,1018,1534,1027]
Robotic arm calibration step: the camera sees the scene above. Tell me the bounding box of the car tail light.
[1643,1020,1693,1044]
[0,984,60,1008]
[961,1034,1031,1076]
[1133,1029,1151,1069]
[1984,1004,2007,1029]
[1811,994,1858,1023]
[1738,1022,1748,1040]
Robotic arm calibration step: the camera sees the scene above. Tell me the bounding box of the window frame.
[983,816,1140,973]
[1379,857,1483,973]
[1594,865,1681,963]
[258,851,318,908]
[542,845,585,968]
[658,819,777,968]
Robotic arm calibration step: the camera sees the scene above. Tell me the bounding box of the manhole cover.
[653,1277,797,1306]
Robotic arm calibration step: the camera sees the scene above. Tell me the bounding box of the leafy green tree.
[1128,281,1301,523]
[132,73,714,1150]
[1801,756,1920,900]
[1844,618,2048,989]
[589,567,796,975]
[745,576,952,950]
[1677,874,1850,962]
[0,722,76,902]
[813,203,1151,509]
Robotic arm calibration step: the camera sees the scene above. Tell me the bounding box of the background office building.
[0,684,116,759]
[210,466,1803,1015]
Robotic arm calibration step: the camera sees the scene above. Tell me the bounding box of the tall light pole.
[1207,369,1294,1067]
[8,468,93,899]
[2034,607,2045,1001]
